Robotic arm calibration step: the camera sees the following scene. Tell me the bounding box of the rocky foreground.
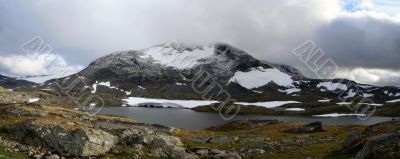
[0,87,399,159]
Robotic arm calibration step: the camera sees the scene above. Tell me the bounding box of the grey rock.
[32,154,43,159]
[73,128,117,156]
[213,152,242,159]
[185,136,211,143]
[209,136,239,144]
[138,134,183,147]
[132,144,143,151]
[149,148,167,158]
[196,149,209,156]
[356,129,400,159]
[45,154,60,159]
[164,145,199,159]
[7,122,117,157]
[209,149,226,155]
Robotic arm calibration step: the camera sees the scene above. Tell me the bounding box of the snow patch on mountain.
[337,102,352,105]
[27,98,40,103]
[123,97,219,108]
[235,101,300,108]
[285,108,305,111]
[318,99,331,102]
[358,84,374,89]
[387,99,400,103]
[344,89,356,98]
[363,93,374,97]
[317,82,348,91]
[140,42,214,69]
[229,67,294,89]
[313,113,366,117]
[91,81,128,94]
[279,88,301,94]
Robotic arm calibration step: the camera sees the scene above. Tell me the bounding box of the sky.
[0,0,399,86]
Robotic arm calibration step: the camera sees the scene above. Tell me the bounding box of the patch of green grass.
[0,145,28,159]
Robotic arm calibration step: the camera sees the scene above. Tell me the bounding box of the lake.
[98,107,393,130]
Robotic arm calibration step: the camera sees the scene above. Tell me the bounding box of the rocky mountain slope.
[37,42,399,105]
[1,42,398,112]
[0,74,37,89]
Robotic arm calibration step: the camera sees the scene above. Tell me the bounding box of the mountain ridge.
[36,42,399,104]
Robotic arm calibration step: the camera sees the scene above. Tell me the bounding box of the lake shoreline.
[98,106,393,130]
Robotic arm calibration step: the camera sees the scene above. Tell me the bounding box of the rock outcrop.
[7,121,117,157]
[355,129,400,159]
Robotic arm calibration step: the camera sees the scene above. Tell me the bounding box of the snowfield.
[336,102,352,105]
[123,97,219,108]
[279,88,301,94]
[229,67,294,89]
[123,97,300,109]
[235,101,300,108]
[91,81,131,95]
[140,42,215,69]
[318,99,331,102]
[387,99,400,103]
[313,113,366,117]
[27,98,40,103]
[317,82,347,91]
[285,108,305,111]
[344,89,356,98]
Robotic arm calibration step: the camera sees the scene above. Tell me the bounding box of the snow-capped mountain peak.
[139,41,215,69]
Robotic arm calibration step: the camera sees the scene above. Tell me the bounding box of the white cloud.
[0,54,47,75]
[0,0,399,86]
[337,68,400,86]
[0,53,82,77]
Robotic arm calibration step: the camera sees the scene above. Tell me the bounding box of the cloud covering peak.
[0,0,399,86]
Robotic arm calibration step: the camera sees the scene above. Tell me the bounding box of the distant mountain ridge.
[0,74,37,89]
[0,41,398,108]
[36,42,400,104]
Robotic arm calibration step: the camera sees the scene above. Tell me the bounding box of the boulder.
[287,122,324,133]
[73,128,117,156]
[213,152,242,159]
[138,134,183,147]
[355,129,400,159]
[209,136,239,144]
[7,121,117,157]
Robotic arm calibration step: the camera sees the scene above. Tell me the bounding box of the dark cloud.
[0,0,398,86]
[314,15,400,70]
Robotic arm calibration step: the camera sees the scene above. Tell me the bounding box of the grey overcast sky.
[0,0,399,86]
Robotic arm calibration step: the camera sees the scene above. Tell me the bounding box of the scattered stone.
[213,152,242,159]
[355,129,400,159]
[138,134,183,147]
[209,149,226,155]
[149,148,167,158]
[45,154,60,159]
[196,149,209,156]
[7,122,117,157]
[209,136,239,144]
[185,136,211,143]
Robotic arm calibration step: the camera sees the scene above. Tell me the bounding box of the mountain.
[42,42,400,106]
[0,74,37,89]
